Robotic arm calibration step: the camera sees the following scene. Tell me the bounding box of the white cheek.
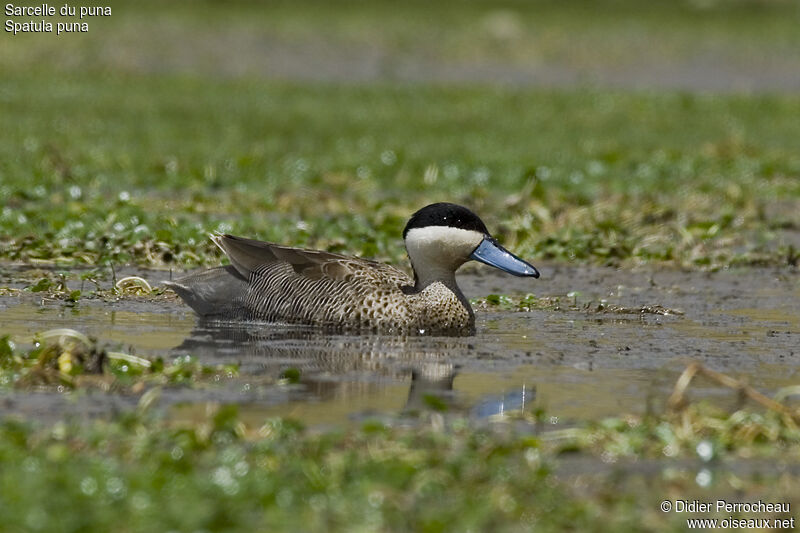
[405,227,484,265]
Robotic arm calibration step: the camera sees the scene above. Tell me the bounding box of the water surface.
[1,265,798,425]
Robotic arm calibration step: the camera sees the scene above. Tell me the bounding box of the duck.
[165,202,539,335]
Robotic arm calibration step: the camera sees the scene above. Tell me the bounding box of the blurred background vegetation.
[2,0,799,269]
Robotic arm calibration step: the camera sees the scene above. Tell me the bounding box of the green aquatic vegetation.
[0,335,14,363]
[278,367,302,385]
[21,274,83,303]
[9,270,168,303]
[472,293,683,316]
[26,278,54,293]
[1,75,799,271]
[0,329,238,390]
[114,276,154,295]
[587,302,683,316]
[0,412,581,533]
[472,293,562,312]
[543,363,800,461]
[544,404,800,463]
[0,399,799,532]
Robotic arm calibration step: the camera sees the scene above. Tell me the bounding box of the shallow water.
[1,264,798,425]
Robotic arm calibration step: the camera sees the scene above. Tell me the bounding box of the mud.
[0,263,798,425]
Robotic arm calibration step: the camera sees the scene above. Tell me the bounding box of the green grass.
[2,74,799,269]
[0,400,798,532]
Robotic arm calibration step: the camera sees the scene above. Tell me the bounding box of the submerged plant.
[0,329,238,390]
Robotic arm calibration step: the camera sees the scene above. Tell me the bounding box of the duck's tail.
[164,265,250,318]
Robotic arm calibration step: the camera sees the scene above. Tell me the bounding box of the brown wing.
[213,233,407,281]
[213,234,343,275]
[211,234,413,325]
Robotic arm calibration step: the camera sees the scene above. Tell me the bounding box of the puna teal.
[165,203,539,335]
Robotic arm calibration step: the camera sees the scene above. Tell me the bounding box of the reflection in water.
[471,385,535,419]
[173,322,466,378]
[405,363,458,413]
[173,321,531,418]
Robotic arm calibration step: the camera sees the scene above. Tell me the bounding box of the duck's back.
[169,235,410,326]
[167,234,473,333]
[243,248,416,329]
